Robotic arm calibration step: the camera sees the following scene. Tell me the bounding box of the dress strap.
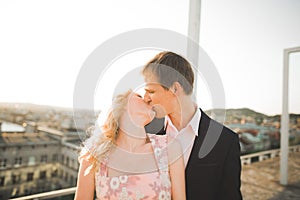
[148,134,171,193]
[99,155,109,177]
[148,134,169,173]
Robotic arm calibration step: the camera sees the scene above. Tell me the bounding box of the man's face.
[143,74,175,118]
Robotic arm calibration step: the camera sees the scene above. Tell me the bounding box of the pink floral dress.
[95,134,171,200]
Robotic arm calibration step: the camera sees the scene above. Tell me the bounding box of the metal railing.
[9,187,76,200]
[10,145,300,200]
[240,144,300,165]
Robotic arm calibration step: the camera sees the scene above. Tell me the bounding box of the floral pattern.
[119,175,128,184]
[110,177,120,190]
[158,190,171,200]
[95,134,171,200]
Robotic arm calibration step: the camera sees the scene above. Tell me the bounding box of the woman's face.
[127,93,156,127]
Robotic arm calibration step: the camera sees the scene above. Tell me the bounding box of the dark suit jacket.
[145,109,242,200]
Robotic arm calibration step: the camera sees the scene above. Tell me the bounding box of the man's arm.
[219,133,243,200]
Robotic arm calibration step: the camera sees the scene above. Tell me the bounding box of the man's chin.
[152,105,167,119]
[154,112,165,119]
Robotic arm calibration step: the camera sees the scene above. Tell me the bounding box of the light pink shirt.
[165,107,201,167]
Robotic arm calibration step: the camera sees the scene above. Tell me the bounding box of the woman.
[74,90,186,200]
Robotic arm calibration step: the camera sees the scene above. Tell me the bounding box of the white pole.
[280,46,300,185]
[280,49,289,185]
[187,0,201,99]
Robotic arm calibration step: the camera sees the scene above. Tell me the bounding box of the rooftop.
[0,132,59,146]
[9,150,300,200]
[0,121,25,132]
[241,151,300,200]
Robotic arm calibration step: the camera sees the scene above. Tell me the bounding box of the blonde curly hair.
[79,90,132,173]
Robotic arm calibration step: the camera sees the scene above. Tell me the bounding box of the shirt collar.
[164,105,201,136]
[190,108,201,135]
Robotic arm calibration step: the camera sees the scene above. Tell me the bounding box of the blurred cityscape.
[0,103,98,199]
[0,103,300,199]
[206,108,300,155]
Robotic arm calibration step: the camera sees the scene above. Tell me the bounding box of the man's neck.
[168,95,197,131]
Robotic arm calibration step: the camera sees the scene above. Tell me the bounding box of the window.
[70,175,74,185]
[39,171,46,179]
[11,187,19,197]
[52,154,58,162]
[24,188,31,195]
[71,159,75,169]
[51,169,58,177]
[0,159,7,169]
[41,155,47,163]
[0,176,5,186]
[64,172,69,182]
[12,174,21,184]
[14,157,22,166]
[28,156,35,166]
[66,157,69,167]
[27,173,34,182]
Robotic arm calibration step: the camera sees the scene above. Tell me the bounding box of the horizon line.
[1,101,299,117]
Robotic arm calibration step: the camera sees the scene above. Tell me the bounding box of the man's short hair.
[142,51,194,95]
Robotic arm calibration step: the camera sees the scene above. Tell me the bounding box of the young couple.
[75,51,242,200]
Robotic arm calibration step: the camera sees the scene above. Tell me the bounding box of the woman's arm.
[168,138,186,200]
[74,157,95,200]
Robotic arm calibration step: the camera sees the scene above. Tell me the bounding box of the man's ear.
[171,82,182,95]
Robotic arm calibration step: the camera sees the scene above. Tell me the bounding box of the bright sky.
[1,0,300,115]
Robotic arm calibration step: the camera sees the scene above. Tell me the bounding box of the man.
[143,51,242,200]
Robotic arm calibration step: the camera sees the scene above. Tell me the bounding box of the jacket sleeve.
[219,133,243,200]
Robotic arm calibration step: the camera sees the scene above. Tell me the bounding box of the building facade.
[0,121,81,199]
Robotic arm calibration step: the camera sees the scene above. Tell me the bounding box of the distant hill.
[226,108,268,118]
[0,102,99,113]
[0,103,100,131]
[0,103,298,123]
[205,108,300,123]
[0,102,73,112]
[206,107,267,118]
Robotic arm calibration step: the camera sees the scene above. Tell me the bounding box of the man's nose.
[143,93,151,104]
